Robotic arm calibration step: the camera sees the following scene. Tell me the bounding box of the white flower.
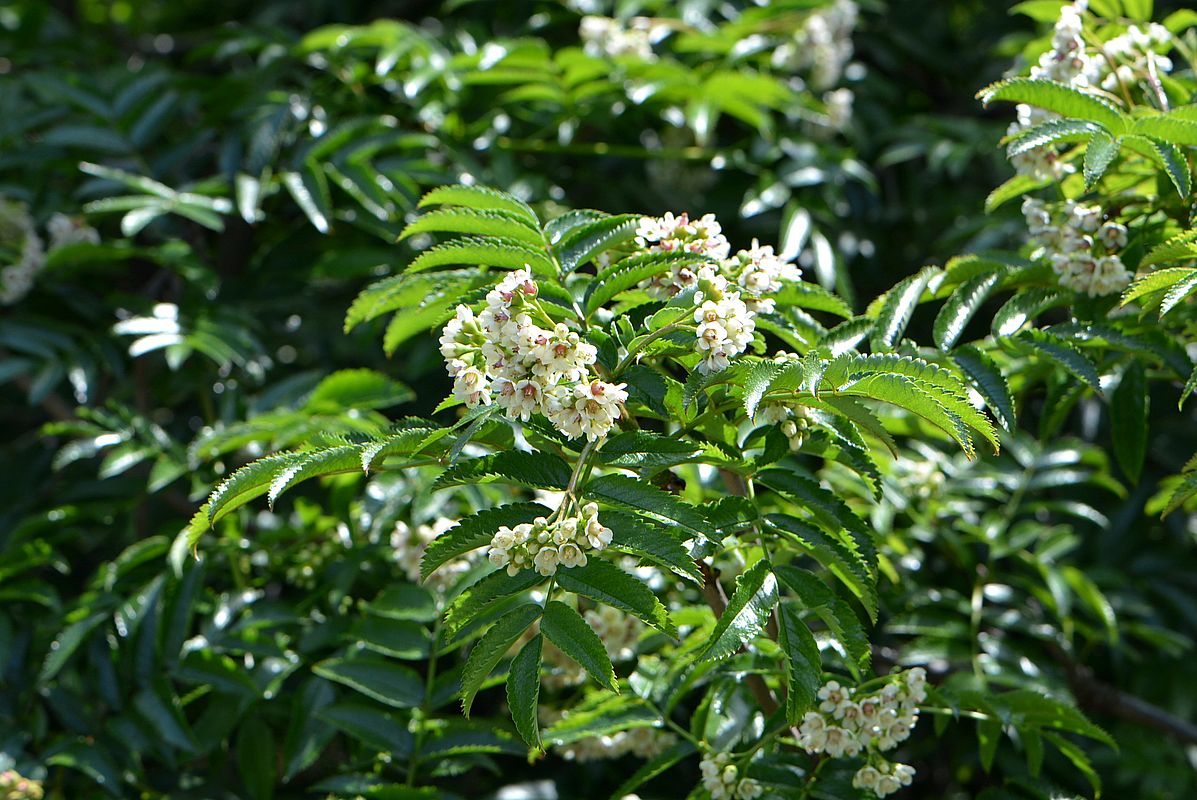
[558,542,588,568]
[452,366,491,407]
[533,545,560,576]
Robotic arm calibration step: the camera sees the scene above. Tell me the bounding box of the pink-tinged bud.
[522,384,538,397]
[554,343,569,357]
[520,279,538,295]
[590,381,605,396]
[500,290,514,302]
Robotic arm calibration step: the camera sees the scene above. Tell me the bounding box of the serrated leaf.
[934,271,1002,350]
[445,570,544,634]
[541,600,617,690]
[584,251,718,316]
[992,288,1065,337]
[977,78,1126,131]
[400,207,543,246]
[433,451,571,491]
[604,509,703,584]
[870,267,938,351]
[421,503,551,580]
[404,236,556,277]
[1014,329,1101,390]
[1161,270,1197,316]
[418,184,539,227]
[555,559,676,638]
[555,213,640,273]
[774,566,870,671]
[1083,130,1119,187]
[699,559,778,661]
[953,345,1016,431]
[986,173,1052,213]
[460,603,541,716]
[1111,361,1148,481]
[542,695,657,745]
[268,445,363,507]
[206,452,304,525]
[313,657,424,708]
[506,635,543,748]
[777,601,821,721]
[765,510,876,622]
[1130,114,1197,146]
[595,431,703,468]
[344,269,489,332]
[743,359,805,419]
[1004,117,1103,156]
[585,474,714,540]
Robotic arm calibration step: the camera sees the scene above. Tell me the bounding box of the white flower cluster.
[0,202,100,306]
[579,15,658,61]
[852,761,917,798]
[1022,198,1130,296]
[699,753,763,800]
[798,669,927,798]
[635,214,805,374]
[559,726,676,762]
[773,0,859,91]
[1101,22,1172,93]
[440,268,629,442]
[487,504,612,578]
[392,517,472,589]
[1007,2,1098,180]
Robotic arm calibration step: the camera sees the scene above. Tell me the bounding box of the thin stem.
[407,618,443,787]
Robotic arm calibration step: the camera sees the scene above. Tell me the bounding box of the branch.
[1048,642,1197,746]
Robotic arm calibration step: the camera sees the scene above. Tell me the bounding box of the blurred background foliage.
[2,0,1196,799]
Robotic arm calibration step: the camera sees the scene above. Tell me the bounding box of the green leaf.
[1083,130,1119,187]
[268,445,364,507]
[585,474,714,541]
[1013,329,1101,390]
[460,603,541,716]
[421,503,551,580]
[445,570,544,634]
[766,512,876,622]
[400,207,543,246]
[991,288,1065,337]
[596,431,704,468]
[1044,731,1102,797]
[777,601,821,721]
[555,213,640,273]
[774,566,870,671]
[986,173,1052,212]
[404,236,556,277]
[870,267,938,351]
[934,272,1002,350]
[305,369,413,411]
[555,559,676,638]
[953,345,1016,431]
[1004,117,1104,156]
[977,78,1126,131]
[604,509,703,584]
[584,251,717,316]
[1111,361,1148,481]
[541,600,618,690]
[1131,114,1197,146]
[313,657,425,708]
[316,703,413,754]
[506,635,543,748]
[1137,232,1197,269]
[282,165,332,234]
[418,184,540,228]
[542,695,657,745]
[699,559,778,661]
[1161,271,1197,316]
[344,268,489,332]
[1181,365,1197,409]
[207,452,304,525]
[433,451,572,491]
[743,359,805,419]
[236,717,276,800]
